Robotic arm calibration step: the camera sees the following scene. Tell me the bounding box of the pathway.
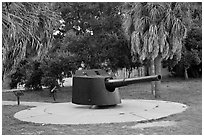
[2,101,52,106]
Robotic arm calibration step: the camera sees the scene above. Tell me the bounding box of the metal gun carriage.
[72,69,161,106]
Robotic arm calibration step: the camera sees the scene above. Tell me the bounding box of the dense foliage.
[167,28,202,78]
[165,2,202,78]
[57,2,136,71]
[3,2,202,89]
[2,2,61,79]
[10,60,43,89]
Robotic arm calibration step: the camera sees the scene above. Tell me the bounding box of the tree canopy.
[122,2,191,62]
[2,2,202,89]
[2,2,61,78]
[57,2,135,71]
[164,2,202,79]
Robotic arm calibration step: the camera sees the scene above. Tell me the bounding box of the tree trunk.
[138,67,141,77]
[2,73,11,89]
[128,68,132,78]
[184,68,189,79]
[149,59,155,96]
[154,55,162,98]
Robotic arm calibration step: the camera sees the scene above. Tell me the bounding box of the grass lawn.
[2,77,202,135]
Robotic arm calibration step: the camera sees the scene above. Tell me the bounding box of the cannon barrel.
[105,75,161,92]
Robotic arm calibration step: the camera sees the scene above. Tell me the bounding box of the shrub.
[24,60,43,90]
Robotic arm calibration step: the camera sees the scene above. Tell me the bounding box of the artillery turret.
[72,69,161,106]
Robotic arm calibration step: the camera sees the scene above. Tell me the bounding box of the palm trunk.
[154,55,162,98]
[149,59,155,96]
[138,67,141,77]
[184,68,189,79]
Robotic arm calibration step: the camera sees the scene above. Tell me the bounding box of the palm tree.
[2,2,60,87]
[122,2,191,97]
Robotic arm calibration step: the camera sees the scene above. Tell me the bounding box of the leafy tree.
[164,2,202,79]
[54,2,122,34]
[10,68,25,89]
[24,60,43,90]
[58,2,135,72]
[40,49,78,88]
[122,2,191,97]
[168,28,202,79]
[9,59,43,90]
[40,56,63,88]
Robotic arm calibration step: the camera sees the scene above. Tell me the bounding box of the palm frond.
[131,31,140,54]
[122,13,133,39]
[122,2,191,61]
[131,3,143,31]
[2,2,61,77]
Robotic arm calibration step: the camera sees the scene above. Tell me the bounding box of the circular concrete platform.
[14,99,187,125]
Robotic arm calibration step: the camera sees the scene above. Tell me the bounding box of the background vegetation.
[2,2,202,90]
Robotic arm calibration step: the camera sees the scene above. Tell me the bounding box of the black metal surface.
[72,69,121,106]
[105,75,161,91]
[72,69,161,106]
